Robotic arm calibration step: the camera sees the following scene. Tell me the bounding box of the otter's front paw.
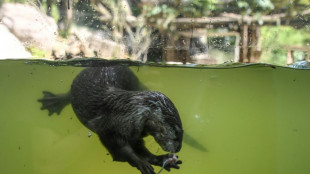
[137,160,155,174]
[163,154,182,171]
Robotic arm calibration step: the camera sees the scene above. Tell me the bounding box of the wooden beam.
[287,50,294,65]
[281,45,310,52]
[240,24,249,62]
[171,10,310,26]
[221,13,285,24]
[173,17,238,24]
[178,31,240,38]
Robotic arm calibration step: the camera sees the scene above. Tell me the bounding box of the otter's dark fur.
[38,66,183,174]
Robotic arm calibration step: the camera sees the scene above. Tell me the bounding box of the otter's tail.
[38,91,71,116]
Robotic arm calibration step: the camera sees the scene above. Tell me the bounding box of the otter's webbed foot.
[38,91,70,116]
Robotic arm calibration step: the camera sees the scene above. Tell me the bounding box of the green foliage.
[260,26,310,65]
[272,0,310,12]
[146,4,177,17]
[145,0,218,19]
[180,0,217,17]
[27,47,45,58]
[234,0,274,15]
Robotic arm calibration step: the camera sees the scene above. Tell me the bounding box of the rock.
[0,3,57,51]
[51,26,126,59]
[0,24,32,59]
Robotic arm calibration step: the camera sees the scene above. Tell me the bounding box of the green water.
[0,60,310,174]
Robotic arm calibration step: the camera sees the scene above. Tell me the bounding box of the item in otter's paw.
[157,154,181,174]
[166,154,178,165]
[38,66,183,174]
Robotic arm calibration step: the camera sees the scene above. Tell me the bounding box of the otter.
[38,66,183,174]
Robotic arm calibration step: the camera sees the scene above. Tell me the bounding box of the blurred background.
[0,0,309,66]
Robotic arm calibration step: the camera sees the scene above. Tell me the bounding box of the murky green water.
[1,60,310,174]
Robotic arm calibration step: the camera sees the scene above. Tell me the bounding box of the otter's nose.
[175,144,182,152]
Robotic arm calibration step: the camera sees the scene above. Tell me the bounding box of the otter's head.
[145,92,183,153]
[152,121,183,153]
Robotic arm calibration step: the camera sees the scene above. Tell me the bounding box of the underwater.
[1,59,310,174]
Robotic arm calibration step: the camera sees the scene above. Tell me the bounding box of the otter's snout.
[172,141,182,153]
[175,143,182,152]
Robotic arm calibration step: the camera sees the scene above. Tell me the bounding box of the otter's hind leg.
[98,132,155,174]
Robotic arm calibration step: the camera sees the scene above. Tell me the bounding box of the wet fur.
[39,66,183,174]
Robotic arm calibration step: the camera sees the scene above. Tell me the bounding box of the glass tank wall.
[1,0,310,173]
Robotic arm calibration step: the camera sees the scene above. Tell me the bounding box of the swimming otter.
[38,66,183,174]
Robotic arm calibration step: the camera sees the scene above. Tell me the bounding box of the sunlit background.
[0,0,309,66]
